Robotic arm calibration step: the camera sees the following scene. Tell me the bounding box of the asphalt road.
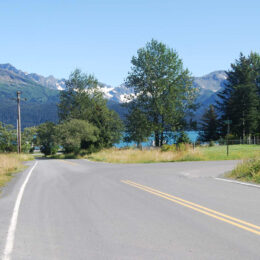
[0,159,260,259]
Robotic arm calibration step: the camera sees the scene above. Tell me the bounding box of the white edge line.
[215,177,260,189]
[2,161,38,260]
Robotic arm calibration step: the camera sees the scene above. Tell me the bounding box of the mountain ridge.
[0,63,227,128]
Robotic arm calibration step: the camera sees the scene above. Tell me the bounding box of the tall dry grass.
[0,153,33,187]
[226,158,260,183]
[87,144,260,164]
[87,147,204,163]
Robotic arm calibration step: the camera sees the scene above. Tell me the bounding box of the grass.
[87,148,202,163]
[0,153,34,188]
[86,144,260,164]
[226,158,260,184]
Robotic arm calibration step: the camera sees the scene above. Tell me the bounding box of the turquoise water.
[114,131,199,148]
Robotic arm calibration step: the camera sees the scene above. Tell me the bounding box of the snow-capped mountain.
[0,63,66,90]
[0,63,227,105]
[0,63,228,127]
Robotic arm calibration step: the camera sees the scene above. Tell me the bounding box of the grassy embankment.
[226,158,260,184]
[87,144,260,163]
[0,153,34,188]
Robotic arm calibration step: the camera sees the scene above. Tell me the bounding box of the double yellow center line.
[121,180,260,236]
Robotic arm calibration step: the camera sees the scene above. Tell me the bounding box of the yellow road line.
[60,160,78,166]
[121,180,260,236]
[125,180,260,231]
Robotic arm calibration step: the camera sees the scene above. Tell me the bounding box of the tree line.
[200,52,260,142]
[0,40,259,154]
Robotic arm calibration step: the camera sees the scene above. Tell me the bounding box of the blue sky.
[1,0,260,86]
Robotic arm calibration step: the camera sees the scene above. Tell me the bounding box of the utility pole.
[17,91,22,154]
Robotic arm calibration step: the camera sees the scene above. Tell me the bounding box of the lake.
[114,131,199,148]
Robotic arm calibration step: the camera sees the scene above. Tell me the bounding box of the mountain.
[0,64,227,128]
[194,70,227,121]
[0,64,60,128]
[0,64,66,90]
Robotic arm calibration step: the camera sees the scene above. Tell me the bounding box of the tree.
[58,69,123,149]
[175,131,191,144]
[0,122,16,152]
[217,52,260,138]
[37,122,59,156]
[199,105,220,142]
[22,126,37,153]
[126,39,198,146]
[124,106,151,148]
[58,119,99,154]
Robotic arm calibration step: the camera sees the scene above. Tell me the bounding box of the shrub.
[37,122,59,156]
[161,144,177,152]
[176,143,190,151]
[58,119,99,154]
[228,158,260,183]
[209,141,215,147]
[176,131,191,144]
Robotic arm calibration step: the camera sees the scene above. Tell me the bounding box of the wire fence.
[202,138,260,146]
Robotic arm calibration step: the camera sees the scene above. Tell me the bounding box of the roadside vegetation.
[86,144,260,164]
[0,153,33,188]
[226,158,260,183]
[1,40,260,185]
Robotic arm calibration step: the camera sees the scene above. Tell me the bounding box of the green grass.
[0,153,34,188]
[199,144,260,160]
[86,145,260,164]
[226,158,260,184]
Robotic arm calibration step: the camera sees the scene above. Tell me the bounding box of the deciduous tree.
[126,39,197,146]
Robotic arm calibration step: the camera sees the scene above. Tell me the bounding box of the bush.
[58,119,99,154]
[41,145,59,156]
[37,122,59,156]
[209,141,215,147]
[161,144,177,152]
[0,122,17,152]
[176,131,191,144]
[176,143,190,151]
[228,158,260,183]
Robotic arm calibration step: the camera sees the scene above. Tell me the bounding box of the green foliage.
[175,131,191,144]
[126,39,198,146]
[0,122,17,152]
[0,81,59,128]
[199,105,220,142]
[227,158,260,183]
[124,107,151,147]
[209,141,215,147]
[58,69,123,149]
[37,122,59,156]
[22,126,37,153]
[217,52,260,138]
[161,144,177,152]
[58,119,99,154]
[176,143,190,151]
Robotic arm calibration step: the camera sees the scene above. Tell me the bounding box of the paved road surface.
[0,159,260,259]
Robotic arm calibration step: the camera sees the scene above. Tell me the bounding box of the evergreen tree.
[199,105,219,142]
[217,52,260,138]
[126,39,198,147]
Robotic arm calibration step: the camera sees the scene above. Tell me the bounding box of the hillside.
[0,64,227,128]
